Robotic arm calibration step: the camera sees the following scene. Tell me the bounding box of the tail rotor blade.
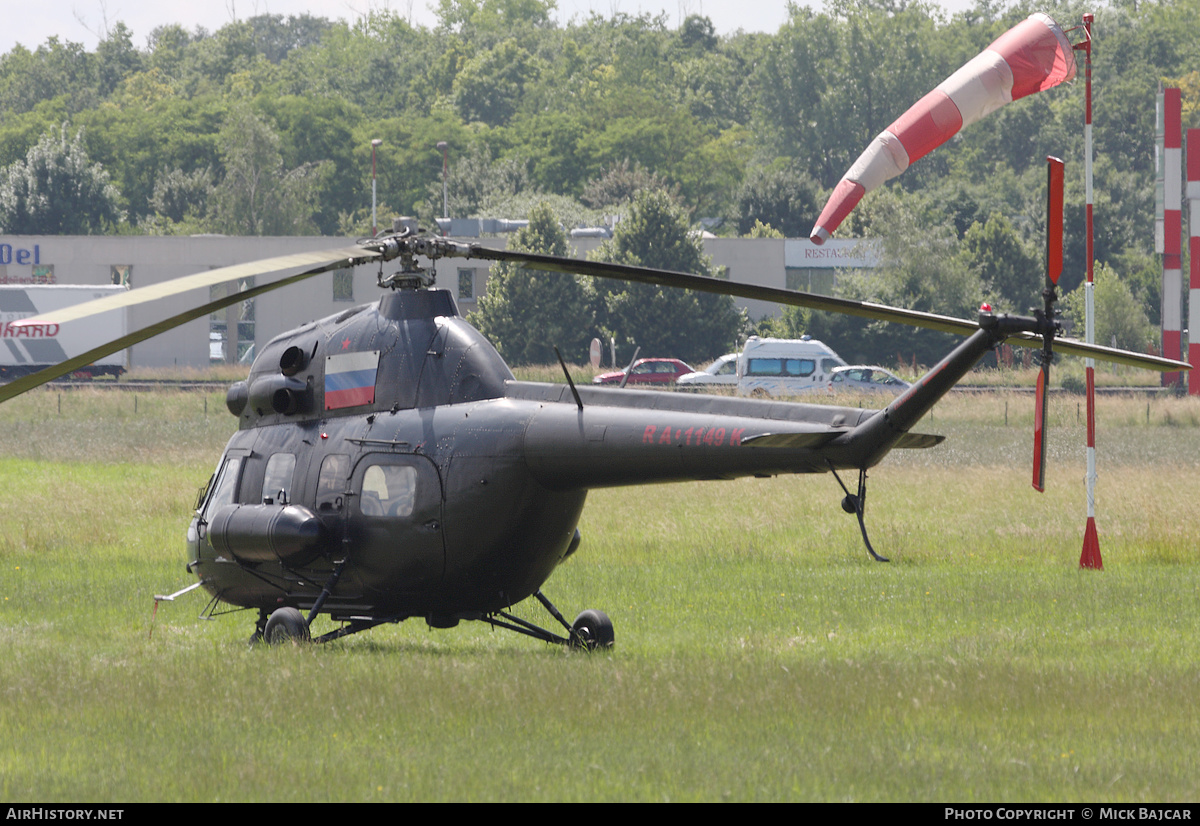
[1046,157,1064,287]
[1033,156,1064,493]
[1033,363,1049,492]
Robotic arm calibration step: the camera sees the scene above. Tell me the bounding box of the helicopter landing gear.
[485,590,615,651]
[263,607,311,644]
[249,612,267,646]
[829,465,889,563]
[569,609,615,650]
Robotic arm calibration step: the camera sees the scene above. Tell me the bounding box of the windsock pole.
[1190,128,1200,395]
[1162,88,1184,388]
[1075,13,1101,570]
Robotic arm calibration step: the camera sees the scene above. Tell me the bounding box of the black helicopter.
[3,208,1188,650]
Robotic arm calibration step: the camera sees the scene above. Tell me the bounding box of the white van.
[737,336,846,398]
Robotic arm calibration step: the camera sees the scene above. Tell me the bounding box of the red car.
[592,358,696,386]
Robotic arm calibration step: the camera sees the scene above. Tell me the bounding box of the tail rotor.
[1033,156,1065,492]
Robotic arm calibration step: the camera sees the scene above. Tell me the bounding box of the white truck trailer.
[0,284,128,379]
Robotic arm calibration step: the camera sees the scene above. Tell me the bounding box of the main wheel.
[569,609,614,650]
[263,607,311,644]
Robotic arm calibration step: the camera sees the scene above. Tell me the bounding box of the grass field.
[0,385,1198,802]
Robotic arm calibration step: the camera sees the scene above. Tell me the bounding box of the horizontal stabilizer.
[739,431,847,449]
[740,430,943,451]
[892,432,946,449]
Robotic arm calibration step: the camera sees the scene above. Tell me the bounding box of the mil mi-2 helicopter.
[2,207,1188,650]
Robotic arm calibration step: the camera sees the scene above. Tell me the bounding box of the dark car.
[592,358,696,386]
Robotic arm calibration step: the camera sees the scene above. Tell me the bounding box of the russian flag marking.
[325,350,379,410]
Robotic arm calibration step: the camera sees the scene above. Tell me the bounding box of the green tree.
[0,37,94,117]
[580,159,677,210]
[733,161,818,237]
[369,113,473,220]
[589,189,740,363]
[0,123,123,234]
[958,213,1041,314]
[428,142,533,217]
[209,105,325,235]
[258,94,362,234]
[1063,262,1156,354]
[434,0,557,47]
[746,220,784,239]
[93,23,144,98]
[143,166,214,233]
[452,39,540,126]
[469,201,596,365]
[246,14,335,64]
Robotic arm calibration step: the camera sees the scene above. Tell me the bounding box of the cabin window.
[261,453,296,505]
[359,465,418,518]
[315,454,350,511]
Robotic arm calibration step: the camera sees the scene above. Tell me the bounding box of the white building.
[0,234,876,369]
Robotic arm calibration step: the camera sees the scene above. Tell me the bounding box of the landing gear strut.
[251,590,614,650]
[830,465,889,562]
[486,590,614,650]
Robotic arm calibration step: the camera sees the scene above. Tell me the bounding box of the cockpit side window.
[359,464,418,518]
[261,453,296,505]
[202,457,242,516]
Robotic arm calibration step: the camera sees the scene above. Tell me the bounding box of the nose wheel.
[262,607,311,644]
[569,609,615,650]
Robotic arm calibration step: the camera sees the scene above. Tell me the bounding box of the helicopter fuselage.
[186,371,885,624]
[184,287,999,630]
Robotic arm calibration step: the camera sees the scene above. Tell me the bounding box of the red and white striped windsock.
[810,12,1077,244]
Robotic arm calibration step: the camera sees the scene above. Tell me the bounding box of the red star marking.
[341,337,351,350]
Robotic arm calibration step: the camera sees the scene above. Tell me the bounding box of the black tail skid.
[829,463,888,562]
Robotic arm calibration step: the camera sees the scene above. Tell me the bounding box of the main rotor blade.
[11,246,379,328]
[461,246,1190,373]
[461,246,981,335]
[1001,332,1186,371]
[0,246,381,403]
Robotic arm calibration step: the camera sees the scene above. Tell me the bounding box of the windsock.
[810,12,1076,244]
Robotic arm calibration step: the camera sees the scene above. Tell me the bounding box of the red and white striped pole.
[1162,88,1183,388]
[1076,13,1101,570]
[1188,128,1199,395]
